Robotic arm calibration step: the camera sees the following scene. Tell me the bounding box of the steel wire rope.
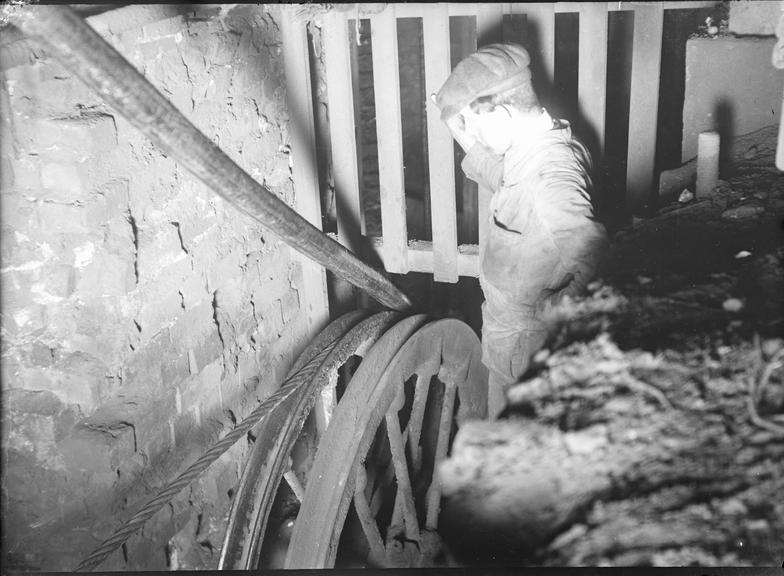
[73,342,336,572]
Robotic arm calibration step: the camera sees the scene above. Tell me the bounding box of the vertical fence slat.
[577,3,608,160]
[523,3,555,86]
[476,3,504,45]
[280,11,330,337]
[371,6,408,274]
[475,4,504,250]
[323,11,363,312]
[423,4,458,283]
[626,3,664,214]
[324,12,362,255]
[349,21,366,237]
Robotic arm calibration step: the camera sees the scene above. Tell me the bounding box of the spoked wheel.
[285,318,488,568]
[218,310,406,569]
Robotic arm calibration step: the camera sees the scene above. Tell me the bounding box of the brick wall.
[1,5,314,570]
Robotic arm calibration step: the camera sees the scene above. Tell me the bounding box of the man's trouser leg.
[482,314,548,419]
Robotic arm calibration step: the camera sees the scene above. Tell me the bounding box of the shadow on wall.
[716,98,734,177]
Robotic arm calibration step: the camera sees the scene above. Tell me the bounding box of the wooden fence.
[282,2,717,285]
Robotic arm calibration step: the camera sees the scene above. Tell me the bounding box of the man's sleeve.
[460,143,505,192]
[537,165,608,287]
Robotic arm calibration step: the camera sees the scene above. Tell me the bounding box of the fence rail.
[283,1,718,283]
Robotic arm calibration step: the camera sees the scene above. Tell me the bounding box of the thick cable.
[73,343,334,572]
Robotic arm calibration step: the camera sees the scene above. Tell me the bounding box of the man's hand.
[431,94,476,152]
[445,112,477,152]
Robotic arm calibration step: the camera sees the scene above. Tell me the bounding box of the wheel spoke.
[284,458,306,502]
[405,373,431,475]
[384,401,421,542]
[354,466,387,564]
[425,380,457,530]
[374,372,433,524]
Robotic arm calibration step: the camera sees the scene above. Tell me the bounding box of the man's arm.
[461,144,505,192]
[438,103,505,193]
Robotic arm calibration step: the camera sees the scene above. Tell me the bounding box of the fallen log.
[439,298,784,566]
[437,127,784,566]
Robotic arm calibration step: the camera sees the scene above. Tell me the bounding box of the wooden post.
[523,2,555,87]
[696,131,720,197]
[324,11,364,311]
[8,5,412,310]
[370,6,409,275]
[476,4,504,250]
[423,4,458,283]
[577,3,608,161]
[448,12,478,246]
[280,11,331,341]
[349,19,367,236]
[626,2,664,215]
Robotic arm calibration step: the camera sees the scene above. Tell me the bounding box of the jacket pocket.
[481,218,527,293]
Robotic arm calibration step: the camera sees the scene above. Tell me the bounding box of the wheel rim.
[218,310,402,569]
[285,318,488,568]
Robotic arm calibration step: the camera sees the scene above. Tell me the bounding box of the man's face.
[462,105,514,155]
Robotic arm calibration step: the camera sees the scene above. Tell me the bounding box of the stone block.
[138,284,185,341]
[30,263,76,303]
[729,0,780,36]
[206,248,245,292]
[19,351,110,412]
[3,302,46,338]
[212,282,245,323]
[1,156,14,190]
[0,223,42,268]
[682,37,781,163]
[16,115,117,163]
[136,224,188,283]
[181,358,225,414]
[60,300,130,369]
[180,47,207,81]
[5,410,60,468]
[124,330,174,391]
[255,300,283,344]
[34,203,91,236]
[169,300,215,348]
[191,332,223,374]
[178,272,210,309]
[166,197,217,251]
[160,349,189,388]
[235,353,261,391]
[9,155,41,191]
[0,38,36,72]
[140,15,188,42]
[87,4,185,37]
[40,162,86,202]
[280,288,300,325]
[76,253,135,298]
[5,61,105,117]
[6,388,63,419]
[59,429,113,472]
[90,180,131,223]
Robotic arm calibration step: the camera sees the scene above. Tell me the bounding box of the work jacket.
[461,118,608,382]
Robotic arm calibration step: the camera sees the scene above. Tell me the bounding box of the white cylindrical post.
[696,131,720,196]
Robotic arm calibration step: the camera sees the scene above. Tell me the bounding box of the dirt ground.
[437,125,784,567]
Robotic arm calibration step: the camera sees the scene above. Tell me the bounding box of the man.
[434,43,608,417]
